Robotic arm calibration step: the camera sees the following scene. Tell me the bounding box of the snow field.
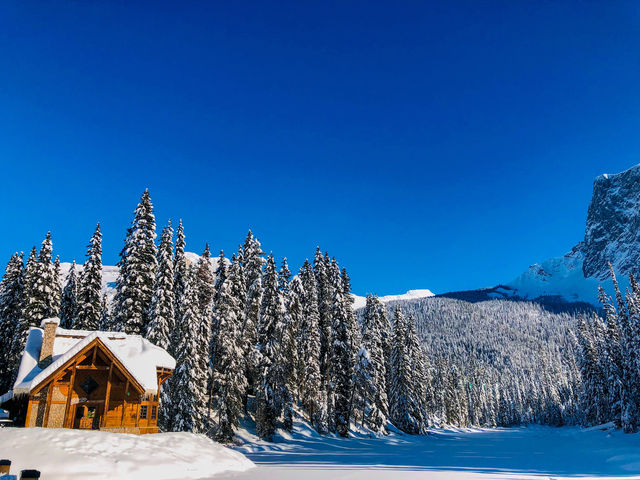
[0,427,254,480]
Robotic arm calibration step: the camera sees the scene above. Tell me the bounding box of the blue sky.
[1,1,640,295]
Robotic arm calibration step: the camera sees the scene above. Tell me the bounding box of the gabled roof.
[11,323,175,397]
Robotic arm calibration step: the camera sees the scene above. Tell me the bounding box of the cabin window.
[140,405,148,419]
[151,406,157,419]
[80,377,99,395]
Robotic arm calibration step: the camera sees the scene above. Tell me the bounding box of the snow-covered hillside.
[352,289,434,310]
[0,427,254,480]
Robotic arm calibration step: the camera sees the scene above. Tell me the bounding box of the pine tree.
[99,293,111,331]
[0,253,24,392]
[390,306,425,434]
[23,233,58,324]
[171,268,207,433]
[354,294,389,432]
[59,260,79,329]
[113,190,157,334]
[256,253,286,441]
[279,259,297,431]
[173,219,187,329]
[52,256,61,316]
[241,231,264,403]
[313,248,333,386]
[21,247,39,326]
[75,224,103,330]
[327,261,356,437]
[146,222,175,350]
[298,260,326,432]
[210,255,247,442]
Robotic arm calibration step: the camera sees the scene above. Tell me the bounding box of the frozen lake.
[219,424,640,479]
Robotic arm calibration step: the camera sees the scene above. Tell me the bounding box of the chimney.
[38,318,59,368]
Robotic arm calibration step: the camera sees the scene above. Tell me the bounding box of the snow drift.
[0,427,254,480]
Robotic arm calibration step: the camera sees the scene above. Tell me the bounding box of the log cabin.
[0,318,175,434]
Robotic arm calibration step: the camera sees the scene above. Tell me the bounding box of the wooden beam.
[75,365,110,370]
[42,379,55,427]
[120,379,129,427]
[101,362,114,428]
[63,361,78,428]
[91,346,97,366]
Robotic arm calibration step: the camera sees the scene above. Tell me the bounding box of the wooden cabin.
[0,318,175,434]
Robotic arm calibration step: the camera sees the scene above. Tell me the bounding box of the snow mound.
[0,428,254,480]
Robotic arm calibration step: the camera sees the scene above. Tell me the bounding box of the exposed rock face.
[583,165,640,280]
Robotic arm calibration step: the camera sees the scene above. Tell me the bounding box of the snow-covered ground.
[0,427,254,480]
[218,422,640,479]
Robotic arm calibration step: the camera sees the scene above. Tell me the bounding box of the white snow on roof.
[12,325,175,397]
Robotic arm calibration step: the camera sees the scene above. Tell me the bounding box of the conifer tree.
[210,255,247,442]
[21,247,39,326]
[172,268,207,433]
[146,222,175,350]
[173,219,187,329]
[354,294,389,432]
[328,261,355,437]
[23,234,58,324]
[75,224,103,330]
[113,190,157,334]
[298,260,326,432]
[279,260,298,431]
[0,253,24,392]
[313,248,332,385]
[256,253,286,441]
[52,256,62,316]
[390,306,425,434]
[195,244,215,360]
[241,231,264,401]
[99,293,111,331]
[59,260,79,329]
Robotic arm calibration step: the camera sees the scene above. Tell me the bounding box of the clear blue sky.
[1,1,639,296]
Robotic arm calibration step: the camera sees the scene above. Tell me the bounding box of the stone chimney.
[38,318,59,368]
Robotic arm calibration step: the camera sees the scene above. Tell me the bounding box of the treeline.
[0,190,429,441]
[577,265,640,432]
[380,297,582,427]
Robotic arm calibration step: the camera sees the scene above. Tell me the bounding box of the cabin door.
[73,402,103,430]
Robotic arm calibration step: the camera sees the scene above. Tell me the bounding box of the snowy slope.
[0,427,254,480]
[352,289,434,310]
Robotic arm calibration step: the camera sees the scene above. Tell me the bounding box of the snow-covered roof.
[12,324,175,397]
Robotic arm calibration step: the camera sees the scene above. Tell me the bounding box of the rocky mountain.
[433,164,640,308]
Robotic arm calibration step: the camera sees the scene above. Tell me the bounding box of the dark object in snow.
[19,470,40,480]
[0,459,10,474]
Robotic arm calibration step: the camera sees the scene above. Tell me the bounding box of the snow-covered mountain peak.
[352,289,435,310]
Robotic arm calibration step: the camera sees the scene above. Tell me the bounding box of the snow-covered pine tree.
[52,256,61,316]
[146,221,175,350]
[313,248,333,385]
[113,190,157,334]
[298,260,326,432]
[0,252,24,392]
[21,247,39,326]
[75,224,103,330]
[279,258,297,431]
[390,306,424,434]
[406,313,430,429]
[354,294,389,433]
[59,260,79,329]
[210,255,247,442]
[241,231,264,402]
[256,253,286,441]
[23,233,58,324]
[171,268,207,433]
[173,219,187,327]
[327,260,355,437]
[195,243,215,362]
[99,293,111,331]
